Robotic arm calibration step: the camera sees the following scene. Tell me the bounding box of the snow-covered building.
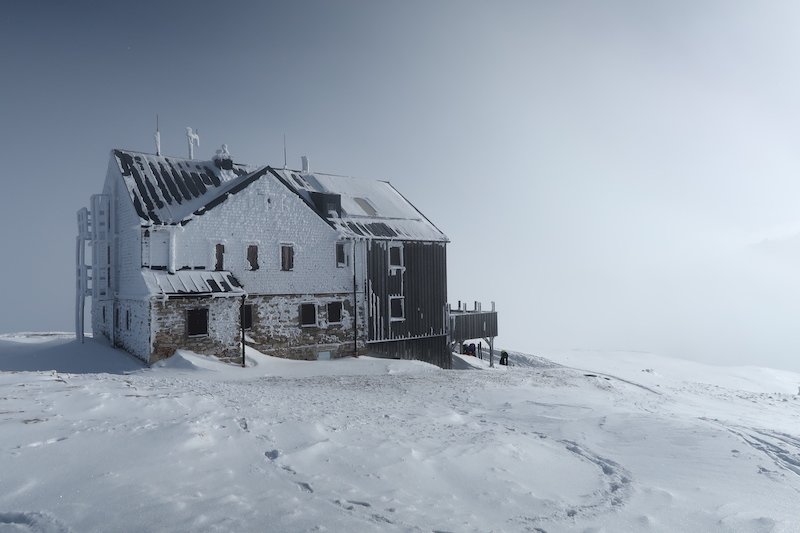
[76,147,452,367]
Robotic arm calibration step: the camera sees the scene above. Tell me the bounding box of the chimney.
[213,144,233,170]
[301,155,310,173]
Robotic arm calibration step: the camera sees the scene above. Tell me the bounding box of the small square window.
[187,308,209,336]
[300,303,316,327]
[390,297,405,321]
[336,243,347,268]
[281,244,294,271]
[327,301,342,324]
[247,245,259,271]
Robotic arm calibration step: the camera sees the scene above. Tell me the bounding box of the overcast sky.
[2,1,800,371]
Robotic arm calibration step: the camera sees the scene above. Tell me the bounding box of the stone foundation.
[149,293,368,364]
[245,293,366,360]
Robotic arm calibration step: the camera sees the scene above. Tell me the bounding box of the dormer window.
[353,197,377,216]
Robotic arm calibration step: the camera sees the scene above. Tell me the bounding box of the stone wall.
[149,293,367,363]
[151,296,242,363]
[246,293,367,360]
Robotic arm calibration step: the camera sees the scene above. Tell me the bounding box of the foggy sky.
[2,1,800,371]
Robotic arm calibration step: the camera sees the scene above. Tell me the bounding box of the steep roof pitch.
[269,168,448,242]
[113,149,257,225]
[112,148,448,242]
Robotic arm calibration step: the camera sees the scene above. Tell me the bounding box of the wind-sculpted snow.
[1,335,799,531]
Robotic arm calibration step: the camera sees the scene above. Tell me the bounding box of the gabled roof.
[113,149,257,225]
[269,168,448,242]
[112,148,448,242]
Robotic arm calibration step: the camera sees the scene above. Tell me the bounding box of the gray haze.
[2,1,800,371]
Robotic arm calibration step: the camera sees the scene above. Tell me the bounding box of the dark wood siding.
[450,311,498,341]
[366,240,448,367]
[369,336,451,369]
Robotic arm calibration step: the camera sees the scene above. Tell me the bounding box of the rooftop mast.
[154,114,161,156]
[186,127,200,159]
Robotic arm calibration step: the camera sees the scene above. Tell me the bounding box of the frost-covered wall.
[103,158,147,299]
[113,299,151,361]
[91,300,111,342]
[173,176,353,295]
[87,157,393,364]
[151,297,241,362]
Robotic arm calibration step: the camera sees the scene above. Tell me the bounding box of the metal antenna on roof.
[186,127,200,159]
[283,133,287,169]
[154,114,161,156]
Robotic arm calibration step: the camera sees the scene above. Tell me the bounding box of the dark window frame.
[327,301,343,324]
[299,303,316,327]
[247,244,259,271]
[281,244,294,271]
[389,244,403,269]
[336,242,347,268]
[389,296,405,321]
[214,243,225,271]
[187,308,209,337]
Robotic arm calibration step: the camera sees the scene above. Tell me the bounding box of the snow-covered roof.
[143,270,246,297]
[112,149,447,242]
[269,168,448,242]
[113,149,256,225]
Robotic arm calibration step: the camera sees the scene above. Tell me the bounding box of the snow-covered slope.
[1,334,799,532]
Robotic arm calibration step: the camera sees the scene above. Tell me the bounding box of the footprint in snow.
[296,482,313,493]
[264,449,280,461]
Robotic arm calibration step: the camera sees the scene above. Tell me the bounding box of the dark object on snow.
[499,351,509,366]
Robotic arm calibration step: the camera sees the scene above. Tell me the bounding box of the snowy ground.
[1,334,799,532]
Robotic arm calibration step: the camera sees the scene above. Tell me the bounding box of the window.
[300,303,316,327]
[389,244,403,268]
[281,244,294,271]
[187,308,209,336]
[390,296,405,321]
[327,301,342,324]
[353,197,377,216]
[102,305,106,324]
[125,310,130,330]
[247,245,259,271]
[114,307,119,329]
[242,304,253,330]
[336,242,347,268]
[215,244,225,271]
